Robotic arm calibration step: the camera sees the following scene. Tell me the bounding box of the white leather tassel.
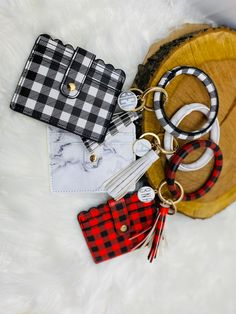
[103,149,159,200]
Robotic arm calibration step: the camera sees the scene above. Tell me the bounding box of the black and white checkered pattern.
[82,111,140,152]
[10,34,126,142]
[154,66,219,140]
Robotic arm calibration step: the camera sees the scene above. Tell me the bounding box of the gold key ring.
[129,87,143,98]
[141,87,168,112]
[139,132,178,154]
[129,88,146,112]
[154,132,179,155]
[157,180,184,215]
[139,132,161,146]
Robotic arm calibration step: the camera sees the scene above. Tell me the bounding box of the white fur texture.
[0,1,236,313]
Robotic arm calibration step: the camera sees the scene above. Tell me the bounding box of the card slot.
[92,59,124,79]
[37,36,125,83]
[80,210,154,231]
[37,37,74,55]
[35,43,72,63]
[79,202,155,225]
[88,69,123,86]
[91,64,121,81]
[90,63,124,84]
[33,51,69,69]
[37,38,124,86]
[32,54,121,93]
[38,37,124,79]
[85,75,121,93]
[93,62,119,75]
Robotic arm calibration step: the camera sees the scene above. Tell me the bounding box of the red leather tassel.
[130,204,169,262]
[148,205,169,262]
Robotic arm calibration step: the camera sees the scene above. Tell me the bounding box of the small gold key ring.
[154,132,179,155]
[127,87,168,112]
[139,132,161,146]
[129,88,146,112]
[138,132,178,155]
[157,180,184,215]
[141,87,168,112]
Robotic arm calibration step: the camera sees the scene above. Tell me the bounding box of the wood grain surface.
[133,25,236,218]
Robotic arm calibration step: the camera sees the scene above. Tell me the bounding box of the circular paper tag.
[117,91,138,111]
[133,139,152,157]
[138,186,155,203]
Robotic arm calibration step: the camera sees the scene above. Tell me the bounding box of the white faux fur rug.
[1,1,236,313]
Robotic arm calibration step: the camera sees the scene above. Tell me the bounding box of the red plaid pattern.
[166,140,223,201]
[77,193,157,263]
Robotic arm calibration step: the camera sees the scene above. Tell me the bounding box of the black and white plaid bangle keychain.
[153,66,219,140]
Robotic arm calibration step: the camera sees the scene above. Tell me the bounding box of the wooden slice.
[133,25,236,219]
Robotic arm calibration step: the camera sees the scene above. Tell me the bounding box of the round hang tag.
[133,138,152,157]
[138,186,156,203]
[117,91,138,111]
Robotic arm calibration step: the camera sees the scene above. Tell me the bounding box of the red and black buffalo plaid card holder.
[78,193,158,263]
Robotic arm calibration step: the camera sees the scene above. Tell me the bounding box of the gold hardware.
[129,88,145,112]
[139,132,161,147]
[154,132,179,155]
[157,180,184,214]
[129,87,143,97]
[141,87,168,112]
[124,87,168,113]
[67,82,77,92]
[89,154,97,162]
[120,224,128,232]
[139,132,178,155]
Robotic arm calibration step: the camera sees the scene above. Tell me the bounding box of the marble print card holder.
[48,123,136,192]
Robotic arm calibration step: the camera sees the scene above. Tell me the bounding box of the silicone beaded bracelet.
[164,103,220,172]
[166,140,223,201]
[154,66,219,140]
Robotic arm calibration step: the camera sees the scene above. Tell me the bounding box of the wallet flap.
[108,198,130,236]
[60,47,95,98]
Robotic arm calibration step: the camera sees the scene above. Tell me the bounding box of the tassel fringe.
[103,149,159,200]
[130,204,169,262]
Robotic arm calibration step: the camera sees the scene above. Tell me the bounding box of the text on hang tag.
[133,138,152,157]
[117,91,138,111]
[138,186,155,203]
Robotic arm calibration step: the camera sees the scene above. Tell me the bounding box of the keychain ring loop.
[154,66,219,140]
[141,87,168,112]
[128,88,146,112]
[129,87,143,100]
[130,87,143,94]
[139,132,161,146]
[165,199,177,215]
[158,180,184,206]
[154,133,179,155]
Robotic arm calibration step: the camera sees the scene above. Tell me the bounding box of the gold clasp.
[156,180,184,215]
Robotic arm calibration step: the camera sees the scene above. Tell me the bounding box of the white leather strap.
[164,103,220,172]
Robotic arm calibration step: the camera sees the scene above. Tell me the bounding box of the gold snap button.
[90,154,97,162]
[120,224,128,233]
[67,82,77,92]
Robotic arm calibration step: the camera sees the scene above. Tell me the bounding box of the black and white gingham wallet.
[10,34,126,142]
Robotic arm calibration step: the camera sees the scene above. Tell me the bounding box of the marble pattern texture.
[48,124,136,192]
